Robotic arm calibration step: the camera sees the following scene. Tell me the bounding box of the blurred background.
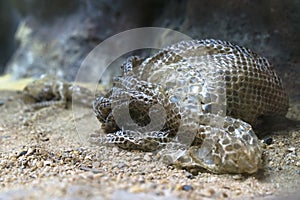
[0,0,299,100]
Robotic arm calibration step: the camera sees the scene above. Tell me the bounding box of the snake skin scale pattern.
[92,39,289,174]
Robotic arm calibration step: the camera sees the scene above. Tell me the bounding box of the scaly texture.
[23,75,94,109]
[93,39,288,174]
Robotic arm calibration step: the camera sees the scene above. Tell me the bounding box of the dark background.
[0,0,299,100]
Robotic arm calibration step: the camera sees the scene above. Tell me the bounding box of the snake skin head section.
[190,122,262,174]
[159,114,262,174]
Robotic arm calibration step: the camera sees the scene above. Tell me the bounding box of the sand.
[0,79,299,200]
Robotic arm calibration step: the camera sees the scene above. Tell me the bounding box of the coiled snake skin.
[93,39,288,174]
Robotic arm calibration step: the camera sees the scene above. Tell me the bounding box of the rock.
[2,0,299,94]
[143,154,152,162]
[0,99,5,106]
[263,137,273,145]
[181,185,193,191]
[92,161,101,168]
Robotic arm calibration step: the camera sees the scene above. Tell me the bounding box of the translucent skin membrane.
[93,39,288,174]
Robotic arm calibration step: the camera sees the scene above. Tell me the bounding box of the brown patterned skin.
[93,39,289,174]
[23,75,94,109]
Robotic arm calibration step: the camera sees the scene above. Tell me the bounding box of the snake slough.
[93,39,288,174]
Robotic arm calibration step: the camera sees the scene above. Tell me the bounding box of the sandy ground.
[0,77,299,200]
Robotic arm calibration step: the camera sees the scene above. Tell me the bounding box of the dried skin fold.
[93,39,288,174]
